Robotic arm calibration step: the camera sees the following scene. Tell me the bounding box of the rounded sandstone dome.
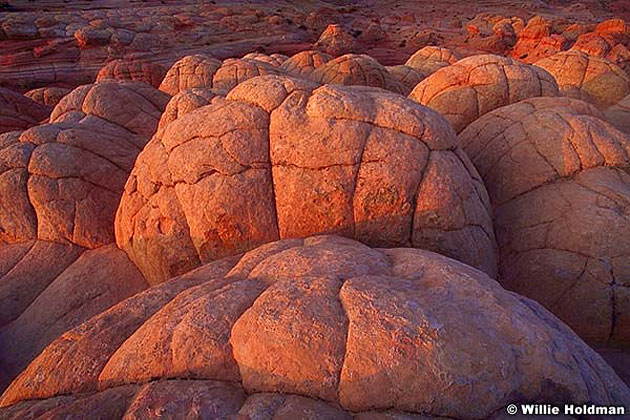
[407,46,461,65]
[0,82,168,249]
[2,235,628,418]
[535,50,630,108]
[459,97,630,345]
[242,52,289,67]
[115,75,497,285]
[605,92,630,134]
[310,54,406,94]
[50,81,170,140]
[314,23,357,57]
[95,59,167,88]
[157,87,223,134]
[405,46,460,75]
[386,65,426,95]
[158,54,222,96]
[0,87,51,134]
[281,49,332,76]
[158,54,285,96]
[409,54,559,133]
[24,87,71,108]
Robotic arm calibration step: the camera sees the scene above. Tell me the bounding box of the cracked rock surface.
[535,50,630,109]
[0,80,166,391]
[158,54,285,96]
[409,54,559,133]
[115,75,497,285]
[1,235,628,419]
[459,96,630,346]
[310,53,406,94]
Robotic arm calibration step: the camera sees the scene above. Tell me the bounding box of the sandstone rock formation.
[535,50,630,108]
[281,49,332,77]
[242,52,289,67]
[0,87,51,134]
[459,97,630,346]
[0,243,147,391]
[157,87,223,134]
[310,54,405,94]
[405,46,460,76]
[1,235,628,418]
[115,75,497,285]
[605,93,630,134]
[158,54,284,96]
[314,23,357,57]
[386,64,425,95]
[0,80,166,390]
[510,15,570,63]
[24,87,71,107]
[409,54,559,133]
[96,59,167,88]
[157,54,223,96]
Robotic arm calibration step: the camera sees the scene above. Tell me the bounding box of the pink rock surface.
[409,54,559,133]
[460,96,630,346]
[1,236,627,418]
[116,75,497,285]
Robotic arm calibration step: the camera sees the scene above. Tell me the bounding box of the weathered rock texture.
[0,80,165,390]
[405,46,460,76]
[1,236,628,418]
[535,50,630,108]
[0,87,51,134]
[606,92,630,134]
[0,243,147,391]
[156,87,223,135]
[386,64,426,95]
[459,97,630,346]
[115,75,497,285]
[24,86,71,107]
[510,15,570,63]
[409,54,559,133]
[310,53,405,94]
[158,54,284,96]
[281,49,332,77]
[96,59,167,88]
[242,52,289,67]
[1,81,169,248]
[314,23,357,57]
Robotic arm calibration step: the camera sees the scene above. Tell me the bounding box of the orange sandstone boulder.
[24,87,71,108]
[409,54,559,133]
[459,97,630,346]
[571,30,630,77]
[96,59,167,88]
[406,46,460,66]
[310,54,406,94]
[158,54,284,96]
[605,93,630,134]
[314,23,357,57]
[281,49,332,77]
[158,54,222,96]
[0,81,165,389]
[0,82,169,249]
[0,88,51,134]
[535,50,630,108]
[386,65,426,95]
[157,87,224,134]
[242,52,289,67]
[510,15,569,63]
[0,243,147,390]
[1,236,628,418]
[404,46,459,76]
[115,75,497,285]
